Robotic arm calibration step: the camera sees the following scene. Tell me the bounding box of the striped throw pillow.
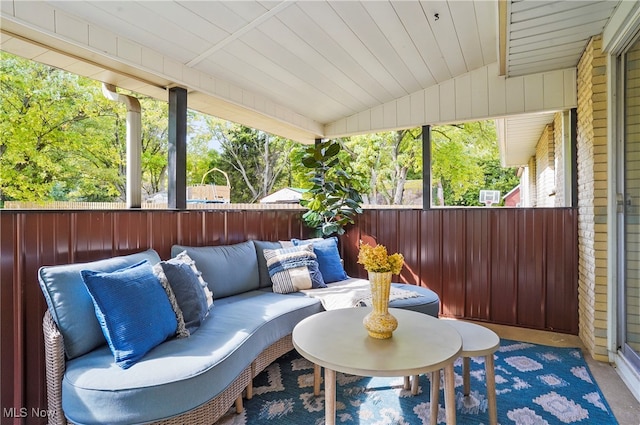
[264,245,326,294]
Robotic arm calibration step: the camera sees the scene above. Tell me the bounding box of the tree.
[212,123,295,203]
[459,158,519,206]
[431,121,511,206]
[0,52,124,202]
[0,52,217,204]
[340,129,421,205]
[139,97,169,197]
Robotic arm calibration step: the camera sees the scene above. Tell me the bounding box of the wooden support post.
[168,87,187,209]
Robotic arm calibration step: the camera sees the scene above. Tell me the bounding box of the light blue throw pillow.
[81,260,178,369]
[292,237,348,283]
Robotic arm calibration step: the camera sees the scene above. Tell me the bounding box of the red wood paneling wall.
[0,208,578,424]
[341,208,578,334]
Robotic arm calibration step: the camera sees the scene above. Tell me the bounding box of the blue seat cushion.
[388,283,440,317]
[38,249,162,359]
[61,291,323,425]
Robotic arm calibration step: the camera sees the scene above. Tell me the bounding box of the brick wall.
[576,35,609,361]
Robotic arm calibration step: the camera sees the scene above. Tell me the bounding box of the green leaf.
[324,142,341,157]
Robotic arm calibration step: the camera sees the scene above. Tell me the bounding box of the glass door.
[620,35,640,371]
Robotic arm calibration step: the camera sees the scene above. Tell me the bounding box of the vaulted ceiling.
[0,1,626,166]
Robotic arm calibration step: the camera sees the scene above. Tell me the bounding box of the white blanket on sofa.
[301,278,420,310]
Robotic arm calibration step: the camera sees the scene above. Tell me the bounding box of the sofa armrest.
[43,310,67,425]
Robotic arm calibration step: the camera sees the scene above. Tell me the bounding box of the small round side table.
[426,320,500,425]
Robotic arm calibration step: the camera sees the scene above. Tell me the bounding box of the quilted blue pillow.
[81,260,178,369]
[292,237,348,283]
[264,245,326,294]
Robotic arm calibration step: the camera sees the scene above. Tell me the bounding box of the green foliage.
[1,53,517,210]
[299,140,363,236]
[0,52,124,201]
[0,53,213,203]
[457,158,520,206]
[346,129,421,204]
[431,121,516,206]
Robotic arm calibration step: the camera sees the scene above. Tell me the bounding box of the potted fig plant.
[299,140,363,237]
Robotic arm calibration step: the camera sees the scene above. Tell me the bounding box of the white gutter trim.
[102,83,142,208]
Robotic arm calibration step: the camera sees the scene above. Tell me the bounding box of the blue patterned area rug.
[217,339,618,425]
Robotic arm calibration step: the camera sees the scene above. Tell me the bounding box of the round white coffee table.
[292,307,462,425]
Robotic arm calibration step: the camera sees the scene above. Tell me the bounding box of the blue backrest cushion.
[253,240,283,288]
[160,258,210,334]
[263,245,326,294]
[291,237,348,283]
[81,260,178,369]
[38,249,162,359]
[171,241,259,299]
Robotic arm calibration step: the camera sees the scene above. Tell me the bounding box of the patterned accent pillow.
[172,251,214,309]
[152,263,190,338]
[264,245,326,294]
[159,260,210,334]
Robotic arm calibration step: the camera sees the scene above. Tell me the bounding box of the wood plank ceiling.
[504,0,618,76]
[0,0,624,165]
[36,0,496,125]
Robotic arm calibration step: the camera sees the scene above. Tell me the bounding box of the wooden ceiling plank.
[91,1,208,60]
[292,1,394,103]
[391,1,451,83]
[312,1,405,99]
[511,0,597,21]
[509,21,609,47]
[332,1,421,95]
[449,0,485,71]
[419,0,468,77]
[178,1,248,34]
[509,51,583,67]
[200,46,350,123]
[512,14,613,40]
[362,1,435,90]
[510,1,617,32]
[509,40,587,58]
[509,58,581,76]
[240,26,369,112]
[474,0,499,65]
[269,4,383,106]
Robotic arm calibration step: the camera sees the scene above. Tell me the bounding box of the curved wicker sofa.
[40,240,440,425]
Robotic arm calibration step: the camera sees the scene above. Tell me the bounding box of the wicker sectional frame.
[43,310,295,425]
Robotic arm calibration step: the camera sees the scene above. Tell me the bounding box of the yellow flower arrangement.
[357,242,404,275]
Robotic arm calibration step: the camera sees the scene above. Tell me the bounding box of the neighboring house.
[259,188,307,204]
[502,185,521,207]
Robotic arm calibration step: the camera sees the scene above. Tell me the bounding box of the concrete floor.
[477,321,640,425]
